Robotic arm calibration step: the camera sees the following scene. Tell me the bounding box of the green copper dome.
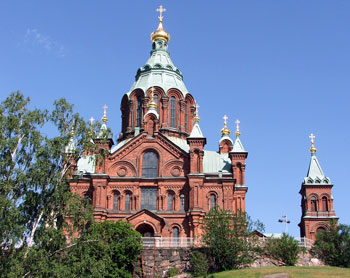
[127,38,189,97]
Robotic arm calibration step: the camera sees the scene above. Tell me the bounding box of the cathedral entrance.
[136,223,155,237]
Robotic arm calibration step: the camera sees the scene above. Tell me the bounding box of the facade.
[69,8,248,238]
[298,134,338,241]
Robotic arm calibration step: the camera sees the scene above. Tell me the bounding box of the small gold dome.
[221,115,230,136]
[151,20,170,43]
[310,146,317,153]
[194,115,200,122]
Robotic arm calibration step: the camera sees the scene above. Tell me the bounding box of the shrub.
[165,267,179,277]
[265,233,300,266]
[191,250,209,277]
[311,223,350,267]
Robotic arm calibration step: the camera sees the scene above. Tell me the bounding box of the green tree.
[265,233,300,266]
[0,91,144,277]
[311,222,350,268]
[202,208,264,271]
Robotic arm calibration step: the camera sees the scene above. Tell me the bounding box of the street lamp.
[278,215,291,234]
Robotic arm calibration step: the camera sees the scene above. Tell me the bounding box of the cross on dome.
[89,117,95,126]
[235,119,241,137]
[221,115,230,136]
[102,105,108,122]
[223,115,228,124]
[309,133,317,153]
[194,103,200,122]
[156,5,166,21]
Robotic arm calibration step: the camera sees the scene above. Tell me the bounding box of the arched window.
[170,96,175,127]
[113,193,119,210]
[317,227,326,234]
[184,102,188,132]
[180,194,185,211]
[322,196,328,211]
[142,152,158,178]
[210,194,216,210]
[154,94,159,112]
[125,193,131,211]
[173,227,179,247]
[136,95,143,127]
[311,196,317,211]
[168,193,174,211]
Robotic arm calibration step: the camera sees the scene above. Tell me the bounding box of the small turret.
[219,115,233,153]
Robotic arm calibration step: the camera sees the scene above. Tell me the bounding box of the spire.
[305,133,328,182]
[151,5,170,43]
[64,126,76,153]
[189,103,204,138]
[232,119,246,152]
[98,105,109,138]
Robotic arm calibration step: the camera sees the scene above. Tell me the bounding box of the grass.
[209,266,350,278]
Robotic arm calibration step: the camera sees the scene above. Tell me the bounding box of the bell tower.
[299,133,338,241]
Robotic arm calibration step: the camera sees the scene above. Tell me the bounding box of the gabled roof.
[126,209,165,223]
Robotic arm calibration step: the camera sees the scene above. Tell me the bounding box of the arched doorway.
[136,223,155,237]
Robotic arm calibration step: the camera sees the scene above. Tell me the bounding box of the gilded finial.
[309,133,317,153]
[147,87,158,109]
[151,5,170,42]
[235,119,241,137]
[194,103,200,122]
[102,105,108,123]
[88,117,94,136]
[221,115,231,136]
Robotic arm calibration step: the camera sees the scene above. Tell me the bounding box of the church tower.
[299,133,337,241]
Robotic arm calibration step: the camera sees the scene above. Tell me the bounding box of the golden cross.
[156,5,166,21]
[309,133,315,146]
[235,119,240,130]
[103,105,108,117]
[223,115,228,125]
[195,103,200,116]
[89,117,95,126]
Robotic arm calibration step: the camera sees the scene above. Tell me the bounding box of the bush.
[165,267,179,277]
[191,250,209,277]
[202,208,264,271]
[265,233,300,266]
[311,223,350,267]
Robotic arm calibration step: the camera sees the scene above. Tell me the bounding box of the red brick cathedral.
[299,134,338,241]
[69,7,248,238]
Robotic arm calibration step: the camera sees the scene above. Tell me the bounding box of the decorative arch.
[120,94,130,135]
[108,160,137,177]
[161,159,184,177]
[166,88,184,100]
[135,220,159,234]
[310,222,329,234]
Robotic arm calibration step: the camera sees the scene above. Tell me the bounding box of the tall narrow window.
[154,94,159,112]
[142,152,158,178]
[180,194,185,210]
[311,197,317,211]
[125,193,131,211]
[322,196,328,211]
[173,227,179,247]
[168,193,174,211]
[141,188,157,210]
[184,102,188,132]
[136,96,143,127]
[113,194,118,210]
[210,194,216,210]
[170,96,175,128]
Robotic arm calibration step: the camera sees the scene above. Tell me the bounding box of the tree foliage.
[311,222,350,268]
[0,91,141,277]
[265,233,300,266]
[202,208,264,271]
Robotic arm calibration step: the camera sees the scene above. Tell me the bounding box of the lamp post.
[278,215,291,234]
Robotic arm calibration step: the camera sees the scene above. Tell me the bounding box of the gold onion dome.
[151,5,170,43]
[221,115,231,136]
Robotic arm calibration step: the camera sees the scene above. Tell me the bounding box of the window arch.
[180,194,185,211]
[170,96,175,127]
[125,192,131,211]
[142,152,158,178]
[317,227,326,234]
[311,196,317,211]
[168,192,174,211]
[113,192,119,210]
[136,95,143,127]
[322,196,328,211]
[210,194,216,210]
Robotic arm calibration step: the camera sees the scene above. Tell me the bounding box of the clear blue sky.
[1,1,349,237]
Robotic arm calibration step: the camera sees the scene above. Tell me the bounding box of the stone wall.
[134,248,192,278]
